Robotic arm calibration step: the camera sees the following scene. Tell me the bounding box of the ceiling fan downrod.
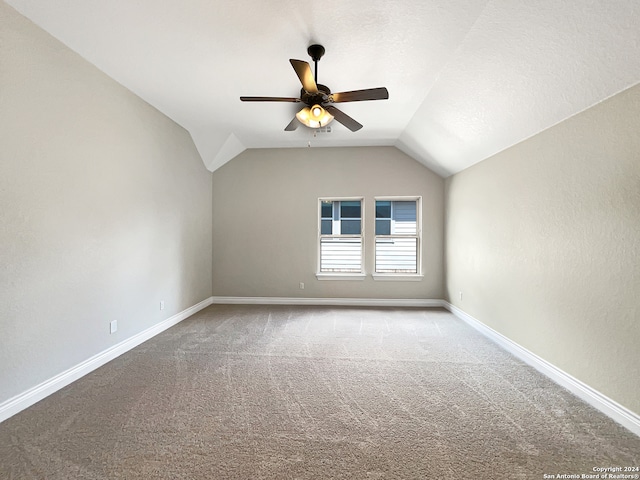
[307,44,325,83]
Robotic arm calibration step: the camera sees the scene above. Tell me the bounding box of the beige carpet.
[0,305,638,479]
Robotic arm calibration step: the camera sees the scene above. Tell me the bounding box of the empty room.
[1,0,639,478]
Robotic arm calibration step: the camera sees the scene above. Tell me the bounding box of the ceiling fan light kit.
[240,44,389,132]
[296,104,334,128]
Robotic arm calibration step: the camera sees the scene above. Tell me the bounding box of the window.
[318,199,363,275]
[375,198,420,275]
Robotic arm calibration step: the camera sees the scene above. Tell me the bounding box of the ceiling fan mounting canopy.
[240,44,389,132]
[307,44,325,62]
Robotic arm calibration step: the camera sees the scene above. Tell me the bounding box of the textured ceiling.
[6,0,640,177]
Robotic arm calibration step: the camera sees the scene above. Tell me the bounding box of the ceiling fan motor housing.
[301,84,331,106]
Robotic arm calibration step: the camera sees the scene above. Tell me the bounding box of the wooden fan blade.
[325,106,363,132]
[284,117,299,131]
[330,87,389,103]
[290,59,318,93]
[240,96,301,102]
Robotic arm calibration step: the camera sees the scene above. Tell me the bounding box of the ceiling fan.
[240,44,389,132]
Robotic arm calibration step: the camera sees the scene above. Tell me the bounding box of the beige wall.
[212,146,444,299]
[445,83,640,415]
[0,3,213,403]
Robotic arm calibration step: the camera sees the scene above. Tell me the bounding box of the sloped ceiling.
[6,0,640,177]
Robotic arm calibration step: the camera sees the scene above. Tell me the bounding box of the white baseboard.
[0,296,214,424]
[210,296,444,308]
[442,301,640,437]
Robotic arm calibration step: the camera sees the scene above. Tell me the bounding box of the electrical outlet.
[160,300,165,311]
[459,291,463,301]
[299,282,305,290]
[110,320,117,334]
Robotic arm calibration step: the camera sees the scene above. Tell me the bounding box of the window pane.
[340,201,361,218]
[375,237,417,273]
[376,201,391,218]
[321,201,333,219]
[341,219,361,234]
[376,219,391,235]
[321,219,332,235]
[392,201,417,235]
[320,237,362,273]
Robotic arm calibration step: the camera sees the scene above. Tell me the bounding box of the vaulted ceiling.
[7,0,640,177]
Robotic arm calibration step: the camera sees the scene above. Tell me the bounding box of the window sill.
[372,274,424,282]
[316,273,366,281]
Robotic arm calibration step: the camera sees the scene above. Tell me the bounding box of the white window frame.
[372,196,423,281]
[316,197,365,281]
